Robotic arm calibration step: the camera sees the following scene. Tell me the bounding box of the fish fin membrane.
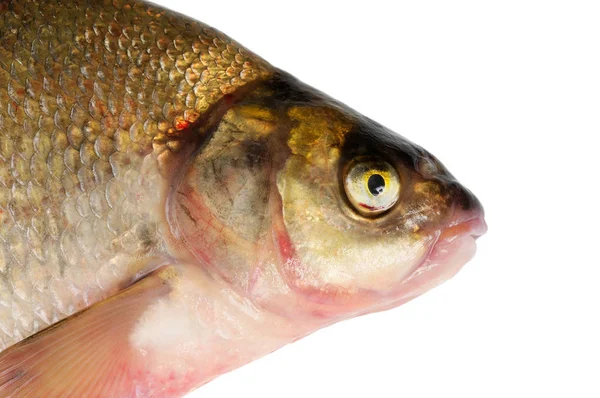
[0,266,176,397]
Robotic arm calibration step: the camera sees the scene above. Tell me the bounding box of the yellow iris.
[344,159,401,216]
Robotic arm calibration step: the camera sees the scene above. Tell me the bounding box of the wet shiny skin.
[0,0,485,396]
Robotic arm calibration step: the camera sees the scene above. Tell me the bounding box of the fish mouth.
[386,209,487,305]
[420,213,486,275]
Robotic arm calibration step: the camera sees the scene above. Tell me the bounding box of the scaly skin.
[0,0,486,396]
[0,0,270,349]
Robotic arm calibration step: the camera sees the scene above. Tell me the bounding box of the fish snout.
[450,179,485,215]
[446,181,487,240]
[414,154,484,218]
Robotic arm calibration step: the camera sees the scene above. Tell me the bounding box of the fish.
[0,0,487,396]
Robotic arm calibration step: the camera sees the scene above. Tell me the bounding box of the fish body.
[0,0,486,396]
[0,0,269,351]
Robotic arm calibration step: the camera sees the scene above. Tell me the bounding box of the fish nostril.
[417,157,438,178]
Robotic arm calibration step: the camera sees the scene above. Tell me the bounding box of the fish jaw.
[374,209,488,311]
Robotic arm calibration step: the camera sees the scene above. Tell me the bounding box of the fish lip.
[442,212,488,241]
[351,210,488,315]
[401,209,487,285]
[358,212,486,316]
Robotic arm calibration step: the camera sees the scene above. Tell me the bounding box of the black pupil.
[368,174,386,196]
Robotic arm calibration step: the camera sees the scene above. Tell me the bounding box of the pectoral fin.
[0,266,178,397]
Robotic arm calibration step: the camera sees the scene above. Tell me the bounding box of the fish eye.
[343,159,401,217]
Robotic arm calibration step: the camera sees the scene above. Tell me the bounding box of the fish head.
[170,71,486,322]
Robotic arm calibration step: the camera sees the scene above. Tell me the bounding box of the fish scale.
[0,0,269,350]
[0,1,485,395]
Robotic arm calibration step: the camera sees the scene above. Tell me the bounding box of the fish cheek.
[273,111,363,305]
[274,109,434,310]
[169,110,276,288]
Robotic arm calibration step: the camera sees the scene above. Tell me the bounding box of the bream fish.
[0,0,486,396]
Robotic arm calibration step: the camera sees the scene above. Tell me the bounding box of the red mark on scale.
[175,119,190,131]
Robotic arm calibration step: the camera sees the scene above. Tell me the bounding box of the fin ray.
[0,267,174,397]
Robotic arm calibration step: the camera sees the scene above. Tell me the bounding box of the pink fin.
[0,267,177,397]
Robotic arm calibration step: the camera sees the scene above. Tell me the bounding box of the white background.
[149,1,600,397]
